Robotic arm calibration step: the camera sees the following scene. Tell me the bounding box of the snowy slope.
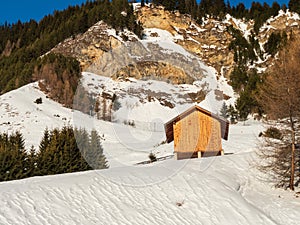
[0,83,74,148]
[0,67,235,167]
[0,64,298,225]
[0,82,173,167]
[0,122,299,225]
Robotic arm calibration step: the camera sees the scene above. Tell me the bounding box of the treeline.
[0,126,108,182]
[151,0,298,33]
[0,0,143,94]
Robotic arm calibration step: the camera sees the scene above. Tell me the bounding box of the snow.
[224,14,252,39]
[0,118,299,224]
[0,82,168,166]
[260,9,300,33]
[142,28,193,59]
[279,9,300,21]
[0,64,234,167]
[0,74,222,166]
[132,2,152,11]
[0,56,297,225]
[0,83,73,148]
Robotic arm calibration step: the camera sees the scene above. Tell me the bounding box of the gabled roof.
[164,105,229,143]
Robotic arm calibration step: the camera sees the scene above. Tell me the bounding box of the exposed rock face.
[137,6,235,78]
[51,5,300,82]
[137,5,192,35]
[137,6,300,77]
[85,38,212,85]
[51,21,122,70]
[112,61,194,84]
[1,39,21,57]
[258,10,300,44]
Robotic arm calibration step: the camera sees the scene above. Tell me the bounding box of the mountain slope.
[52,5,300,80]
[1,4,300,224]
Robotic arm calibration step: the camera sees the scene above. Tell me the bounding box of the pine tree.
[25,146,37,177]
[178,0,186,14]
[39,128,50,152]
[88,130,108,169]
[220,102,229,119]
[228,104,238,124]
[0,132,27,181]
[288,0,300,14]
[264,32,287,56]
[235,91,252,122]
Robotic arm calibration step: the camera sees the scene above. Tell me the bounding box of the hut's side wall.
[197,111,222,152]
[173,111,222,155]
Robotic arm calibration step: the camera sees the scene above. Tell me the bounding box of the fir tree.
[288,0,300,14]
[220,102,229,119]
[88,130,108,169]
[228,104,238,124]
[0,132,27,181]
[25,146,37,177]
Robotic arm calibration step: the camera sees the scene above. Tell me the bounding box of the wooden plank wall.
[173,111,222,153]
[174,111,199,153]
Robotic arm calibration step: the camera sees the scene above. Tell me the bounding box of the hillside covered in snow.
[0,120,299,225]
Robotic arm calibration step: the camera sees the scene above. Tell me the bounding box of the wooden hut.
[164,105,229,160]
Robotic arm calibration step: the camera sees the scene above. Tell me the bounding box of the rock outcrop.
[51,21,122,70]
[51,5,300,81]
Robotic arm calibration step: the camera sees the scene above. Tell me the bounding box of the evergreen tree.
[229,65,248,92]
[178,0,186,14]
[231,3,247,19]
[36,126,96,175]
[25,146,37,177]
[0,132,27,181]
[288,0,300,14]
[39,128,50,152]
[220,102,229,119]
[87,130,108,169]
[199,0,226,18]
[235,90,252,122]
[264,32,287,56]
[228,104,238,124]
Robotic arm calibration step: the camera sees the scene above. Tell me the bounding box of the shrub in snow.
[149,152,157,163]
[260,127,282,140]
[34,97,42,104]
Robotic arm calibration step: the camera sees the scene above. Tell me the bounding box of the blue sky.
[0,0,290,25]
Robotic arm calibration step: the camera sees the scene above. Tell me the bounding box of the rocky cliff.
[51,5,300,81]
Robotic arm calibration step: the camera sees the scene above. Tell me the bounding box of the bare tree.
[257,38,300,190]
